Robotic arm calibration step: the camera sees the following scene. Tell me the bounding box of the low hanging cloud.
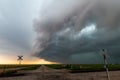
[33,0,120,63]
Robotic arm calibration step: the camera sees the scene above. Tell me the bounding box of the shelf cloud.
[33,0,120,63]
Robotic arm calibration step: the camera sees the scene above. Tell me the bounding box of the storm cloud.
[33,0,120,63]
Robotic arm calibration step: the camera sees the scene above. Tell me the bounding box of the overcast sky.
[0,0,120,64]
[0,0,46,64]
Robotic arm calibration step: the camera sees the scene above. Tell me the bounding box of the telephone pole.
[102,49,110,80]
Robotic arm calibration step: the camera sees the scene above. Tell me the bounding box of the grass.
[46,64,120,73]
[0,65,41,77]
[20,65,41,70]
[0,70,17,77]
[0,65,41,71]
[0,64,120,76]
[0,65,29,69]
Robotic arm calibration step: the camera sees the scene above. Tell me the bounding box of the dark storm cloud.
[33,0,120,63]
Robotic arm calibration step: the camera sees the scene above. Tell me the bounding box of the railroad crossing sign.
[17,55,23,65]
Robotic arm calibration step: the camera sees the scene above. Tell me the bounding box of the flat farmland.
[0,64,120,80]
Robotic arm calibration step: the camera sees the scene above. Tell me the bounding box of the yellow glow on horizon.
[0,56,19,64]
[0,54,58,64]
[29,59,58,64]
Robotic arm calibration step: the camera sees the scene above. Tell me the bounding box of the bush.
[0,70,17,77]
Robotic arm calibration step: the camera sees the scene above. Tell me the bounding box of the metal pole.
[19,60,21,65]
[102,49,110,80]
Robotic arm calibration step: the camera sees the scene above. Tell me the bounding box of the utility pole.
[17,55,23,65]
[102,49,110,80]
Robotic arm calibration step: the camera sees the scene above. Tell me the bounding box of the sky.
[0,0,120,64]
[0,0,55,64]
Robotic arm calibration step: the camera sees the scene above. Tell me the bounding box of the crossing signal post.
[17,55,23,65]
[102,49,110,80]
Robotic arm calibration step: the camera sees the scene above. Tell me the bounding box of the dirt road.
[0,65,120,80]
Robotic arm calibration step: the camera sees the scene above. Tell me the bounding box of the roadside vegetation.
[0,65,40,69]
[0,65,41,77]
[1,64,120,77]
[46,64,120,73]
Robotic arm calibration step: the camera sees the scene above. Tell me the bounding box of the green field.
[45,64,120,72]
[0,64,120,76]
[0,65,40,69]
[1,64,120,71]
